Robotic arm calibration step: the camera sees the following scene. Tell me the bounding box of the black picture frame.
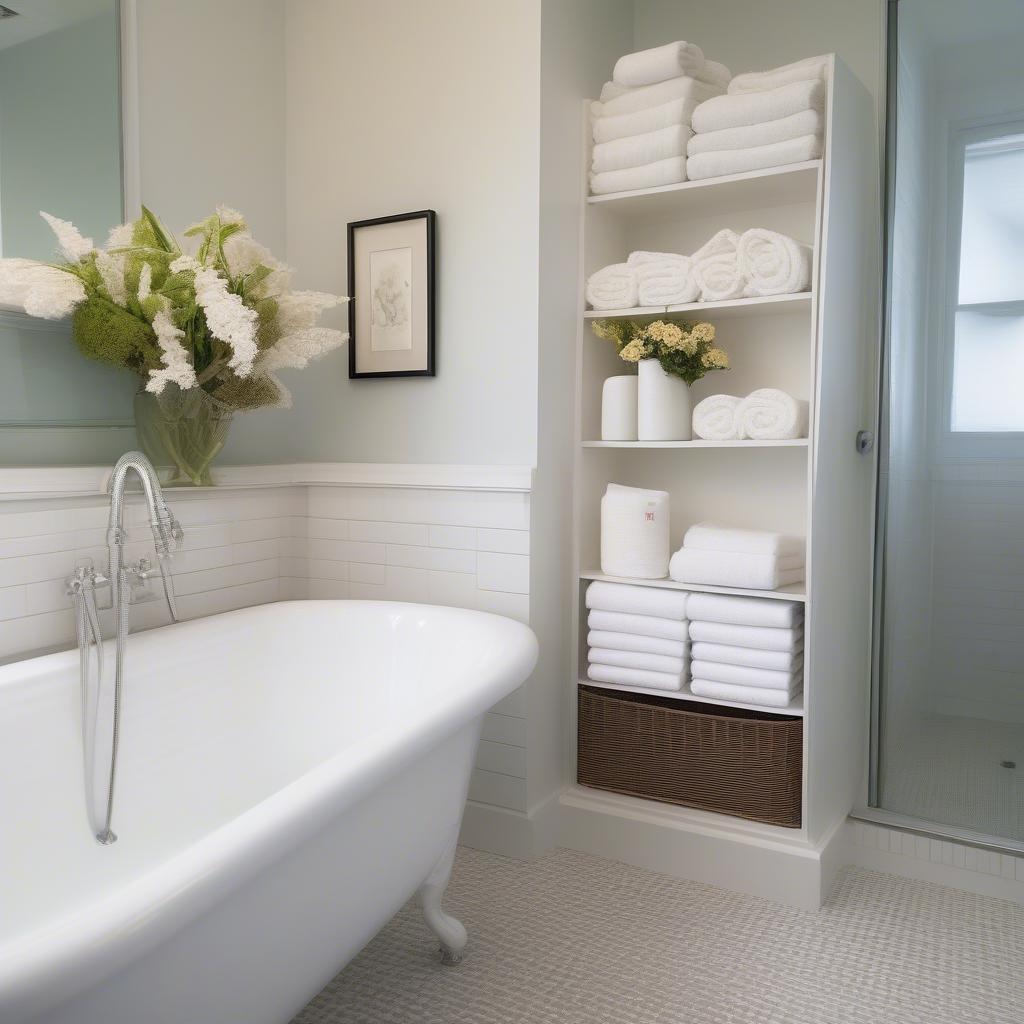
[347,209,436,378]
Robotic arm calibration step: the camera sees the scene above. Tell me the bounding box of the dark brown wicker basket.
[577,685,802,828]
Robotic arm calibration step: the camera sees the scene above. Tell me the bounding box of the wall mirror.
[0,0,137,463]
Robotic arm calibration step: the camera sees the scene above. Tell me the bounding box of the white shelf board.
[580,570,806,603]
[583,292,813,322]
[582,439,809,449]
[580,678,804,717]
[585,161,821,220]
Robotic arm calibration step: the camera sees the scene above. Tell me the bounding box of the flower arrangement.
[0,207,348,484]
[591,318,728,385]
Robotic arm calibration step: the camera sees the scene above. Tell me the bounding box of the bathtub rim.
[0,599,537,1020]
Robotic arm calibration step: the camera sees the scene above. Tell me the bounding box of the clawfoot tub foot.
[417,833,467,965]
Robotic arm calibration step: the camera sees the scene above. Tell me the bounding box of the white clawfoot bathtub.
[0,600,537,1024]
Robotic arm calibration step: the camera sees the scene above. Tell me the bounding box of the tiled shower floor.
[291,846,1023,1024]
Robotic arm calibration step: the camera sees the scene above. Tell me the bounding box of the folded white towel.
[588,630,689,658]
[613,41,706,88]
[682,522,804,558]
[687,136,823,181]
[600,59,731,101]
[585,263,638,310]
[588,663,685,692]
[688,109,823,156]
[628,252,699,306]
[586,579,688,619]
[692,641,802,671]
[590,157,687,197]
[692,394,742,440]
[594,75,720,119]
[727,55,831,95]
[690,678,800,708]
[689,620,803,651]
[692,80,827,133]
[737,228,812,296]
[669,549,804,590]
[593,97,703,145]
[691,659,801,692]
[588,609,689,642]
[737,388,809,440]
[589,647,688,675]
[592,124,692,174]
[692,228,745,301]
[687,592,803,629]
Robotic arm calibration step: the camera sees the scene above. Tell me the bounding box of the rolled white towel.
[738,228,813,296]
[687,592,803,628]
[586,263,637,310]
[689,620,803,651]
[588,663,685,692]
[687,109,822,155]
[588,609,689,642]
[727,55,831,95]
[692,228,745,302]
[588,630,689,659]
[629,252,699,306]
[594,75,720,119]
[589,647,688,675]
[592,124,692,174]
[737,388,809,440]
[682,522,804,558]
[692,394,742,440]
[692,80,827,133]
[691,659,802,693]
[669,548,804,590]
[613,41,705,88]
[593,97,702,145]
[586,579,688,619]
[599,59,731,101]
[691,641,801,672]
[686,136,823,181]
[690,679,799,709]
[590,157,687,197]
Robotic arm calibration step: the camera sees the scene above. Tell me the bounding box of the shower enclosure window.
[873,0,1024,848]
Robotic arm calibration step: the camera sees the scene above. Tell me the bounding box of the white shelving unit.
[561,56,877,909]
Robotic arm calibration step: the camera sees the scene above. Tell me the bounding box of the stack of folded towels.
[692,388,809,440]
[585,226,811,310]
[669,522,804,591]
[590,41,730,196]
[687,55,830,181]
[689,593,803,709]
[585,580,689,692]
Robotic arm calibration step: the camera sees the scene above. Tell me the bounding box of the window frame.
[939,114,1024,454]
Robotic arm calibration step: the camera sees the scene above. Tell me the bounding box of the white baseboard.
[460,792,560,861]
[554,785,840,911]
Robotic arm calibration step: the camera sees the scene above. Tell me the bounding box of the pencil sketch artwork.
[369,246,413,351]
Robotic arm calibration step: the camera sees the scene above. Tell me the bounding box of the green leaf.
[140,206,177,253]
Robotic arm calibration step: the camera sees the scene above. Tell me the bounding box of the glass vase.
[134,384,233,487]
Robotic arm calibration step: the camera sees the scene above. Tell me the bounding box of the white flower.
[106,222,135,250]
[95,251,128,305]
[146,309,197,394]
[222,231,287,283]
[138,262,152,301]
[0,258,86,318]
[260,326,348,372]
[39,212,94,261]
[215,206,246,226]
[192,265,258,376]
[275,290,348,333]
[169,254,199,274]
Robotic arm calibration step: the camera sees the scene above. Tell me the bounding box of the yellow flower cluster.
[690,322,716,344]
[701,347,730,369]
[619,339,650,363]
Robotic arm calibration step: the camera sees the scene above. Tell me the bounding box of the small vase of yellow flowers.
[591,318,728,441]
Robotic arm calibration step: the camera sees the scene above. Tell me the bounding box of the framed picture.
[347,209,436,378]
